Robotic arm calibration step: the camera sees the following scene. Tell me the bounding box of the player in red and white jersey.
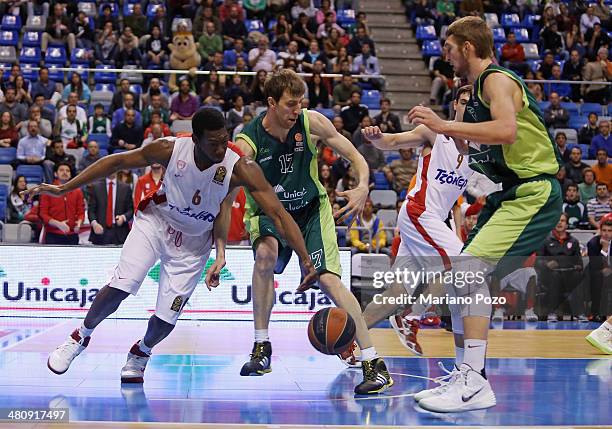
[24,108,317,383]
[342,87,473,377]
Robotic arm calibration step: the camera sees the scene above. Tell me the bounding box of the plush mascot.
[168,32,201,92]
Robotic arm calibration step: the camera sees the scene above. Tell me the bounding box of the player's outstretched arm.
[22,139,174,199]
[232,158,318,289]
[361,124,436,150]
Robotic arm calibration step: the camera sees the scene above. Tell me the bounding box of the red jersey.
[228,188,248,243]
[134,172,163,210]
[39,181,85,235]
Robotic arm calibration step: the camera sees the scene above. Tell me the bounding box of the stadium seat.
[385,152,400,164]
[24,15,46,32]
[362,90,381,109]
[72,64,89,81]
[171,17,193,32]
[88,134,109,150]
[16,165,44,185]
[0,165,12,193]
[580,103,603,117]
[0,63,10,80]
[78,1,97,17]
[568,116,585,130]
[553,128,578,144]
[374,171,390,190]
[422,40,442,57]
[0,184,7,222]
[484,13,500,28]
[21,63,38,82]
[98,148,109,157]
[171,120,192,134]
[45,46,67,64]
[129,84,143,96]
[123,3,135,16]
[369,190,397,209]
[19,47,41,64]
[376,209,398,228]
[95,83,115,92]
[0,46,16,64]
[501,13,521,28]
[146,3,163,18]
[99,3,119,16]
[513,28,529,43]
[47,64,65,82]
[1,223,32,243]
[522,14,537,29]
[245,19,264,33]
[416,25,437,41]
[120,66,143,84]
[337,9,356,26]
[560,102,579,115]
[316,108,334,120]
[94,65,117,84]
[1,15,21,31]
[522,43,540,60]
[579,144,590,155]
[0,30,18,47]
[71,48,92,65]
[494,43,503,59]
[0,148,16,165]
[22,31,41,47]
[526,59,540,72]
[492,27,506,42]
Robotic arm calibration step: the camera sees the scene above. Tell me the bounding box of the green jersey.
[464,64,562,186]
[237,109,326,217]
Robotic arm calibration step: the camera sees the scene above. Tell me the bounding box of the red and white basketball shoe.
[121,341,151,383]
[389,315,423,356]
[338,341,361,368]
[47,329,90,374]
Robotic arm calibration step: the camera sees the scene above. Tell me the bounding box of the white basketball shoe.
[121,341,151,383]
[47,329,90,375]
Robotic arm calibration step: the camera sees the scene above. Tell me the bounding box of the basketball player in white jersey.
[345,87,473,394]
[24,108,317,383]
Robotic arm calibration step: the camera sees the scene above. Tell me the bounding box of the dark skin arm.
[230,157,318,291]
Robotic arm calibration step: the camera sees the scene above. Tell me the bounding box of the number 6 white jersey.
[146,137,241,236]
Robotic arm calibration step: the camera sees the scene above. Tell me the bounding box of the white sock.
[79,324,94,338]
[360,346,378,361]
[254,329,269,342]
[463,339,487,373]
[455,346,464,368]
[602,321,612,332]
[139,339,153,355]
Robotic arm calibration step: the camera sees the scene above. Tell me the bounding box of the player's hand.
[334,184,368,224]
[21,183,66,201]
[296,260,319,292]
[361,126,384,147]
[205,257,225,291]
[407,105,449,134]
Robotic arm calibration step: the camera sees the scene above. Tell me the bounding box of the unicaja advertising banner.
[0,245,351,322]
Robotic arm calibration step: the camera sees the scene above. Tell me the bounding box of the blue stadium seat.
[374,172,390,190]
[501,13,521,28]
[362,90,381,109]
[513,28,529,42]
[560,102,579,115]
[19,47,41,64]
[71,48,92,65]
[0,147,16,164]
[399,189,407,200]
[0,184,7,222]
[21,63,38,82]
[0,30,18,47]
[16,165,44,185]
[1,15,21,31]
[316,108,334,120]
[146,3,162,18]
[77,1,97,17]
[88,134,109,150]
[580,103,603,116]
[494,43,503,59]
[94,65,116,83]
[123,3,135,16]
[95,83,115,92]
[416,25,437,41]
[245,19,264,33]
[99,3,119,16]
[45,46,67,64]
[566,143,579,153]
[492,27,506,42]
[579,144,590,155]
[385,153,400,164]
[522,14,537,29]
[422,40,442,57]
[22,31,42,47]
[337,9,356,26]
[0,62,10,80]
[47,64,65,82]
[526,59,540,72]
[98,148,109,157]
[568,116,585,130]
[129,84,143,96]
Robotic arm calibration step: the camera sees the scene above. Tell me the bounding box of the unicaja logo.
[146,259,236,284]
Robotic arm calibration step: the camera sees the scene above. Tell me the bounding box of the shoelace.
[125,354,149,370]
[250,343,267,360]
[362,360,377,381]
[432,362,460,386]
[56,338,82,355]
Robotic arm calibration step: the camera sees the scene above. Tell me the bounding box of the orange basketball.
[308,307,356,355]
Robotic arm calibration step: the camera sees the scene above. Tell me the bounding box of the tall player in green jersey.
[234,69,393,395]
[407,17,562,412]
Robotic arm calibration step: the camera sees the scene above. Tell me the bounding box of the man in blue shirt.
[14,120,49,169]
[30,67,58,104]
[589,120,611,158]
[544,64,572,101]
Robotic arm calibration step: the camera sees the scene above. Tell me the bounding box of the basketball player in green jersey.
[234,69,393,395]
[407,17,562,412]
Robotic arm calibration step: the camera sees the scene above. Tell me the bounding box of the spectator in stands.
[42,3,76,54]
[583,47,611,104]
[39,162,84,245]
[536,51,558,80]
[564,23,583,54]
[302,40,328,72]
[31,68,59,106]
[501,32,529,78]
[526,70,544,102]
[588,183,611,228]
[563,184,589,229]
[55,105,87,149]
[384,148,417,194]
[0,111,18,148]
[222,5,248,49]
[436,0,456,27]
[58,92,88,125]
[563,50,586,102]
[133,163,164,209]
[545,65,572,101]
[331,116,352,142]
[292,12,317,51]
[317,11,345,40]
[277,41,304,68]
[459,0,484,16]
[578,112,600,146]
[62,73,91,106]
[544,92,570,129]
[357,120,386,171]
[589,120,612,158]
[223,38,248,69]
[43,139,77,182]
[349,199,389,255]
[348,26,376,57]
[356,11,370,35]
[374,98,401,134]
[224,74,249,107]
[565,146,589,184]
[7,175,30,224]
[142,123,165,147]
[142,94,170,128]
[202,51,226,74]
[3,64,22,92]
[341,91,369,134]
[112,93,142,129]
[14,76,31,106]
[110,109,143,153]
[232,111,252,141]
[323,28,344,60]
[537,213,586,322]
[225,95,250,136]
[592,148,612,191]
[144,26,169,69]
[331,47,352,74]
[110,79,139,113]
[593,0,610,23]
[306,73,330,108]
[351,115,374,148]
[291,0,317,20]
[585,23,611,60]
[78,140,101,173]
[145,113,171,138]
[149,5,169,38]
[579,168,597,202]
[271,13,292,50]
[142,78,169,111]
[193,6,222,40]
[587,213,612,321]
[352,42,381,89]
[219,0,245,21]
[124,3,147,38]
[0,88,27,129]
[198,22,224,62]
[555,131,571,163]
[248,36,277,73]
[556,165,573,195]
[73,11,96,50]
[95,22,119,66]
[199,70,226,108]
[88,172,133,245]
[117,26,142,68]
[96,4,119,31]
[430,57,454,105]
[580,6,601,37]
[170,79,199,121]
[556,3,574,32]
[333,73,361,108]
[20,106,52,140]
[88,104,112,137]
[15,121,48,168]
[32,95,55,125]
[540,22,566,60]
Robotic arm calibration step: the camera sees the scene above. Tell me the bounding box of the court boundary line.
[0,319,72,352]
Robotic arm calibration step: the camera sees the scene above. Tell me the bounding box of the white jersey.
[144,137,241,236]
[406,134,473,220]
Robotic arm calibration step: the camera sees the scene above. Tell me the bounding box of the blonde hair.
[264,69,305,103]
[447,17,494,60]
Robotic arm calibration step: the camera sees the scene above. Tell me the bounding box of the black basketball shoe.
[240,341,272,376]
[354,357,394,395]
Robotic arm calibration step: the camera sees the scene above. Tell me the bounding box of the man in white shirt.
[276,41,304,68]
[58,92,88,124]
[15,121,49,167]
[248,36,277,72]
